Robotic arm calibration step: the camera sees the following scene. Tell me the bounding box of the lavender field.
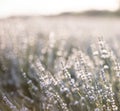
[0,16,120,111]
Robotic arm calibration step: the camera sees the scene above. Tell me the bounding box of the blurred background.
[0,0,119,17]
[0,0,120,37]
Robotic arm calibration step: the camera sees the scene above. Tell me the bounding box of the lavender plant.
[0,24,120,111]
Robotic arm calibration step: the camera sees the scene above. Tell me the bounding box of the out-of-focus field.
[0,16,120,56]
[1,16,120,37]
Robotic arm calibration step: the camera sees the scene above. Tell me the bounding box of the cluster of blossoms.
[0,30,120,111]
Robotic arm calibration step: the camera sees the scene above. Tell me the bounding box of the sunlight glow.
[0,0,118,17]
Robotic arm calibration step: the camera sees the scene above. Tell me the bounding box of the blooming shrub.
[0,22,120,111]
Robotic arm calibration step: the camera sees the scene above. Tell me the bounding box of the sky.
[0,0,119,17]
